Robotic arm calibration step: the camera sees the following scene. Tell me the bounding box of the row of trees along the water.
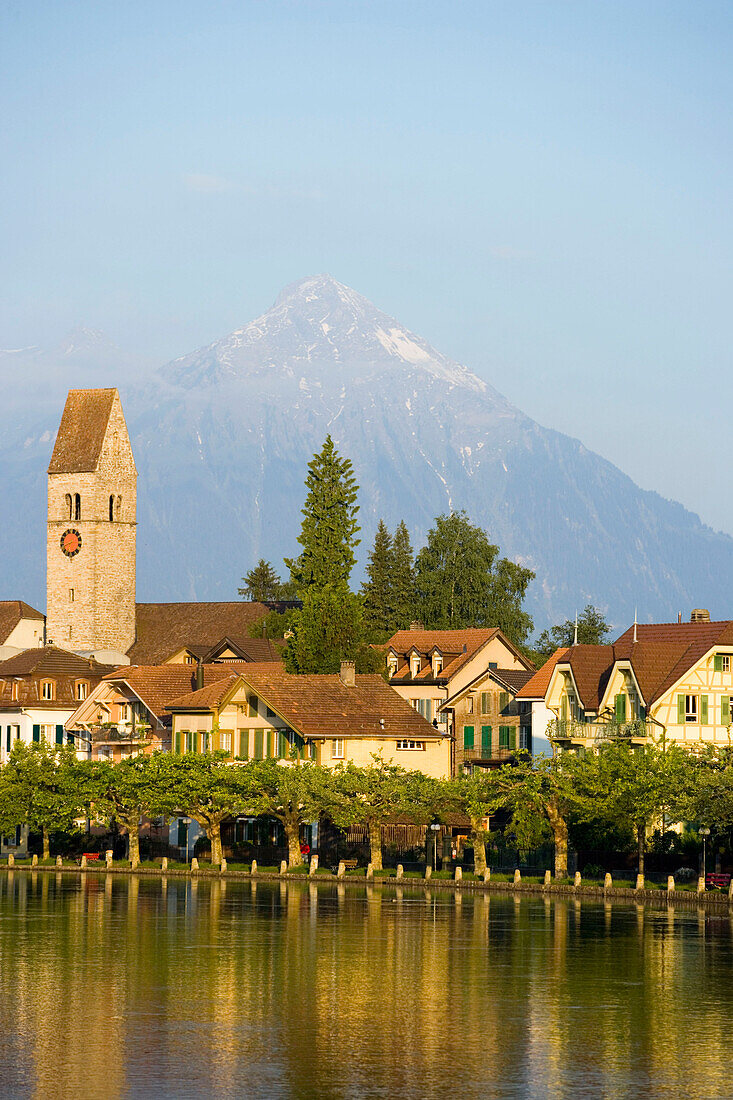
[237,434,572,668]
[3,739,733,876]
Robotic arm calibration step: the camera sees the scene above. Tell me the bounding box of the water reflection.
[0,874,730,1098]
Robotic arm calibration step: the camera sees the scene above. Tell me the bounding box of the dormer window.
[387,654,398,678]
[11,681,19,702]
[40,680,55,701]
[75,680,89,701]
[410,653,420,678]
[432,654,443,676]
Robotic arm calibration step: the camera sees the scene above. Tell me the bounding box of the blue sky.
[2,1,732,533]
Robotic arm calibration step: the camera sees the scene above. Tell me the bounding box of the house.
[516,610,733,751]
[65,662,240,762]
[0,646,117,763]
[0,601,45,659]
[381,627,535,773]
[127,601,281,665]
[165,660,451,777]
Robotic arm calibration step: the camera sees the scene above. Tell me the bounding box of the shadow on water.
[0,872,731,1100]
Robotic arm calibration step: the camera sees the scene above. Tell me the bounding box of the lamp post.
[700,826,711,881]
[429,823,441,870]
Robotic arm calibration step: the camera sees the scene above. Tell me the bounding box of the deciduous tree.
[535,604,612,662]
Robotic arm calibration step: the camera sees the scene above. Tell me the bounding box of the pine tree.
[390,520,417,632]
[285,583,365,674]
[285,435,360,590]
[238,559,283,601]
[362,520,393,636]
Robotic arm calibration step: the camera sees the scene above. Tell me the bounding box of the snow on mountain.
[2,275,733,631]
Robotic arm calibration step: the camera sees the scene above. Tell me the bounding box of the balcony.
[460,746,517,767]
[90,725,154,745]
[547,718,653,743]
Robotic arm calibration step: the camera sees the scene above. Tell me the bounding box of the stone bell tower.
[46,388,137,655]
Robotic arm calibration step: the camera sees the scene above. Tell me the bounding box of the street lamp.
[429,823,441,870]
[700,826,711,881]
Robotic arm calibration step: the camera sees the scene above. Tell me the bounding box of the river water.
[0,873,731,1099]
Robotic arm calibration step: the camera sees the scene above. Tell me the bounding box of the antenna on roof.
[633,608,638,644]
[573,611,578,647]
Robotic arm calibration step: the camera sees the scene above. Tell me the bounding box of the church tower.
[46,388,137,655]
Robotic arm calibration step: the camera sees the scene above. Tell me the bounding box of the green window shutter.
[174,729,181,754]
[309,741,317,761]
[701,695,709,724]
[266,729,273,758]
[55,724,64,745]
[32,724,40,743]
[561,697,568,721]
[463,725,474,750]
[723,696,731,725]
[239,730,248,758]
[509,727,516,751]
[715,654,723,672]
[499,726,510,749]
[499,692,509,712]
[481,692,489,714]
[249,696,259,719]
[277,731,287,759]
[615,694,626,723]
[481,726,492,754]
[677,695,685,724]
[254,729,264,759]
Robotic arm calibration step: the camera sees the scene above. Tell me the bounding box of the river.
[0,872,730,1099]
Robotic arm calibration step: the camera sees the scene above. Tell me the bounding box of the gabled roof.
[48,388,117,474]
[167,664,443,742]
[0,646,116,710]
[0,600,45,644]
[441,666,535,710]
[383,627,533,682]
[128,602,271,664]
[101,663,237,722]
[516,649,570,700]
[200,636,284,663]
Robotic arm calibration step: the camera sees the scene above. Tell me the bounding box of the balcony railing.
[460,746,517,765]
[547,718,653,742]
[90,725,154,744]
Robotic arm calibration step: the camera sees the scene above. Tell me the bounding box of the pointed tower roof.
[48,388,118,474]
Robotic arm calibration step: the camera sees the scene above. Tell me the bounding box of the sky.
[1,0,732,533]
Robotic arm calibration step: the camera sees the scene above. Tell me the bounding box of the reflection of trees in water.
[0,876,732,1097]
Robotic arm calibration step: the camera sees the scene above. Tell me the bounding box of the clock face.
[60,529,82,558]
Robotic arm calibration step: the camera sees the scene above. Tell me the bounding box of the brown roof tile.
[0,646,117,710]
[103,663,237,721]
[48,388,117,474]
[127,602,271,664]
[0,601,45,645]
[516,649,570,699]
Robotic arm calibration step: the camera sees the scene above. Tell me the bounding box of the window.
[481,726,492,754]
[499,692,509,713]
[184,654,195,664]
[410,654,420,678]
[519,726,531,751]
[614,693,627,723]
[185,731,194,753]
[200,731,210,752]
[238,730,249,758]
[254,729,264,759]
[480,692,491,714]
[387,655,398,678]
[40,680,55,701]
[463,725,474,750]
[265,705,276,719]
[109,495,115,521]
[432,654,442,675]
[248,696,259,718]
[331,739,345,759]
[75,681,88,701]
[685,695,697,723]
[396,740,424,750]
[65,493,73,519]
[11,681,18,702]
[499,726,514,749]
[220,731,232,754]
[467,696,475,715]
[715,654,731,673]
[74,493,81,520]
[69,588,75,602]
[411,698,433,721]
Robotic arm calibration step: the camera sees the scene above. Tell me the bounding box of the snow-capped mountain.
[3,274,733,631]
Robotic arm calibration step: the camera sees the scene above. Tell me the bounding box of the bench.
[705,872,731,891]
[75,852,100,866]
[335,859,359,872]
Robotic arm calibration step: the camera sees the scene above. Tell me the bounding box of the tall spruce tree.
[391,520,417,631]
[284,436,367,672]
[238,559,283,601]
[285,435,360,589]
[362,520,393,636]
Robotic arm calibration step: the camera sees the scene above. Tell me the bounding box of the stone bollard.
[514,868,522,885]
[396,864,404,881]
[7,853,14,867]
[280,860,287,876]
[337,861,346,879]
[366,862,373,881]
[483,868,491,884]
[604,872,613,889]
[667,875,675,892]
[220,858,227,872]
[424,865,432,881]
[308,854,318,877]
[191,857,199,873]
[56,855,62,868]
[636,874,645,891]
[105,850,113,868]
[80,855,87,869]
[31,854,38,867]
[454,866,462,882]
[574,871,581,888]
[545,870,552,887]
[697,876,705,894]
[729,879,733,903]
[250,859,257,876]
[161,857,168,872]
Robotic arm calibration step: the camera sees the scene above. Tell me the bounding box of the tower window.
[69,589,74,602]
[109,495,114,521]
[74,493,81,520]
[109,494,122,520]
[65,493,72,519]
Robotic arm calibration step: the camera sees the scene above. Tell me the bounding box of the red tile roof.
[0,601,45,645]
[0,646,117,710]
[103,663,237,721]
[516,649,570,699]
[128,602,271,664]
[384,627,532,683]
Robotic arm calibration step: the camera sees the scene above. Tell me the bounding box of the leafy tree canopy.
[535,604,612,662]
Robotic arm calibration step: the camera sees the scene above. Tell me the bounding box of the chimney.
[691,609,711,623]
[195,660,204,690]
[339,660,356,687]
[462,644,467,653]
[410,620,424,631]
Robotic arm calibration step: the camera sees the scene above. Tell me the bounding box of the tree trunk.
[285,818,303,867]
[128,820,140,870]
[637,821,645,876]
[368,820,383,871]
[547,798,568,879]
[470,820,487,875]
[209,821,222,866]
[42,826,50,862]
